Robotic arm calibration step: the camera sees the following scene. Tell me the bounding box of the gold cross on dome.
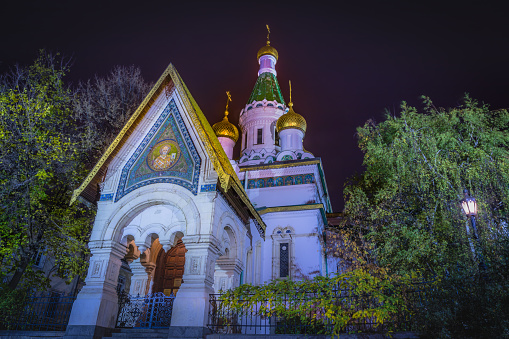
[225,91,232,116]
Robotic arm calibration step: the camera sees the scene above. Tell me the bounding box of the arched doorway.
[153,239,186,295]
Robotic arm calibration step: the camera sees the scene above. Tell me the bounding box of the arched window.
[271,227,294,279]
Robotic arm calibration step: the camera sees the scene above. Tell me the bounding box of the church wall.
[210,193,263,292]
[238,162,329,210]
[247,184,318,208]
[260,210,325,283]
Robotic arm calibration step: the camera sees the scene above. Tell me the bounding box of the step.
[106,328,204,339]
[0,330,64,339]
[109,328,169,338]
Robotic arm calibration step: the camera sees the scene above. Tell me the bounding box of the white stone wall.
[260,210,326,283]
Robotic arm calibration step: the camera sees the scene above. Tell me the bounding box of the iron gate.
[116,292,175,329]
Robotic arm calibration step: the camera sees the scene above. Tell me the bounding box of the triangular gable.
[115,99,201,201]
[71,64,266,236]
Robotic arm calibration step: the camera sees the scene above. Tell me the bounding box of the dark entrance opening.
[153,239,186,296]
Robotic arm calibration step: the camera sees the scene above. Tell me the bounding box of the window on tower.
[257,128,263,144]
[275,130,279,146]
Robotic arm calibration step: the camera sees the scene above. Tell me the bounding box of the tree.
[0,51,92,291]
[73,65,151,164]
[342,95,509,337]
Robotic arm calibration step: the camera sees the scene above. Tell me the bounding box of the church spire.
[238,27,286,165]
[256,24,279,76]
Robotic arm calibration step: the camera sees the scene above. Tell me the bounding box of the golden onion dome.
[276,102,307,134]
[212,110,239,142]
[257,42,278,61]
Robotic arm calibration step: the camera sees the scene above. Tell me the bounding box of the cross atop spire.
[288,80,293,108]
[266,24,271,45]
[225,91,232,117]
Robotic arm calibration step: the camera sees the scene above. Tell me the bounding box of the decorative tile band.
[241,173,315,189]
[99,193,114,201]
[200,184,217,192]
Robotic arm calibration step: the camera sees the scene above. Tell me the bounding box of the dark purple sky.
[2,1,509,211]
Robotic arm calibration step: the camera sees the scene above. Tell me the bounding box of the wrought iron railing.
[207,282,430,335]
[116,292,175,329]
[1,292,76,331]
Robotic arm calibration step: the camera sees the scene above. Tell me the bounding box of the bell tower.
[238,26,286,165]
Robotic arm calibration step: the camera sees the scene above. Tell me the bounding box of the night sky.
[2,1,509,211]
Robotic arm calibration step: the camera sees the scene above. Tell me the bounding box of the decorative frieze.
[99,193,114,201]
[241,173,315,189]
[200,184,217,192]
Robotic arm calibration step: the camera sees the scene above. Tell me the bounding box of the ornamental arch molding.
[98,184,201,244]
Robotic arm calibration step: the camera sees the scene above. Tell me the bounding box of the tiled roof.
[247,72,286,106]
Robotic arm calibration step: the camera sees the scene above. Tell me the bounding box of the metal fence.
[207,282,430,335]
[1,292,76,331]
[116,292,176,329]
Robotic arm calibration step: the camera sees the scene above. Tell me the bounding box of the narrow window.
[275,130,279,146]
[257,128,263,144]
[244,132,248,149]
[280,243,289,278]
[33,250,46,268]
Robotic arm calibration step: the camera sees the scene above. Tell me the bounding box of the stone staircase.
[105,328,204,339]
[0,331,64,339]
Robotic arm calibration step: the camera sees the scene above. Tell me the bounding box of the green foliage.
[219,269,414,336]
[343,95,509,337]
[0,283,29,328]
[344,95,509,276]
[0,51,94,291]
[73,65,151,163]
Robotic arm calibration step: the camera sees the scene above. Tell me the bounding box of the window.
[257,129,263,144]
[275,130,279,146]
[280,243,289,278]
[33,250,46,268]
[272,227,294,279]
[244,132,248,149]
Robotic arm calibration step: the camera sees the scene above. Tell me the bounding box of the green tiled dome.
[247,72,286,106]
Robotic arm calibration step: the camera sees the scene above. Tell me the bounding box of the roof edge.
[70,63,175,204]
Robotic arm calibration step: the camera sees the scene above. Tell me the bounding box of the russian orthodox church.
[64,34,333,338]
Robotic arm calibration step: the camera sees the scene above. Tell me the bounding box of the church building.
[64,34,333,338]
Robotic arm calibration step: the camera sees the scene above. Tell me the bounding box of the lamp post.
[460,189,487,272]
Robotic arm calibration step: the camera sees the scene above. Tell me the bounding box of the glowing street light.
[460,189,486,273]
[460,189,477,217]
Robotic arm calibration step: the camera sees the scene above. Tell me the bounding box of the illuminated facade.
[64,36,333,338]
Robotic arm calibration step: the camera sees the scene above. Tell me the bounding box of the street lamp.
[460,189,486,272]
[460,189,477,217]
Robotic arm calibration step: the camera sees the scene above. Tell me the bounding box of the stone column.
[64,241,125,339]
[169,236,219,337]
[128,258,149,296]
[144,262,156,294]
[214,258,243,292]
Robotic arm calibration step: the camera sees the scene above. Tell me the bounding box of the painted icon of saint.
[153,145,176,171]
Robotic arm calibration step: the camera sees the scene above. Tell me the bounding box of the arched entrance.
[153,239,186,296]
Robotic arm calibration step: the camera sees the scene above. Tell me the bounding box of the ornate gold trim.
[238,159,320,172]
[257,203,324,215]
[70,65,173,204]
[70,64,266,235]
[257,203,328,225]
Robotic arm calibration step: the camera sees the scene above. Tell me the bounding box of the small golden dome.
[212,111,239,142]
[276,102,307,134]
[257,42,278,61]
